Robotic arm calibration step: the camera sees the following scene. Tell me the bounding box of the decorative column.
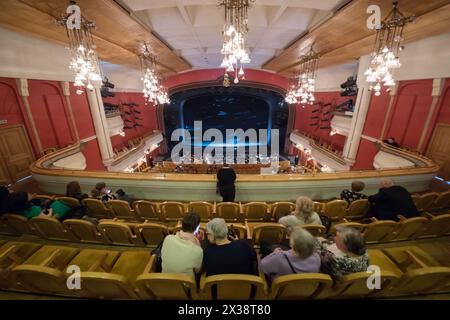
[379,82,399,140]
[284,104,296,154]
[60,81,80,142]
[342,84,372,166]
[417,78,444,152]
[16,78,43,154]
[86,87,115,166]
[156,104,168,154]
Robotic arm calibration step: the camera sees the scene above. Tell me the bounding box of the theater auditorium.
[0,0,449,301]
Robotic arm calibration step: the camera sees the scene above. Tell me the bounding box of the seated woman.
[278,196,322,228]
[203,218,256,276]
[8,192,71,221]
[8,192,44,219]
[91,182,114,202]
[318,226,369,281]
[260,227,321,282]
[340,181,367,204]
[66,181,88,202]
[161,213,203,276]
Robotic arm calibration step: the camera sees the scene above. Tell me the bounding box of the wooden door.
[0,125,35,184]
[427,124,450,180]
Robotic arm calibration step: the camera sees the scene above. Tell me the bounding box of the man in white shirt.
[161,213,203,275]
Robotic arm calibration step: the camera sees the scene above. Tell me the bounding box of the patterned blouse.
[340,189,367,204]
[317,240,369,281]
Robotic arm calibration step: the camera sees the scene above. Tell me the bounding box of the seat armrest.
[421,212,434,219]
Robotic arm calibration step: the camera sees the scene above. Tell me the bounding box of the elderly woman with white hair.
[203,218,257,276]
[367,178,420,221]
[278,196,323,229]
[319,226,369,281]
[260,227,321,282]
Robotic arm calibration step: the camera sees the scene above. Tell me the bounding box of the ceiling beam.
[263,0,450,75]
[0,0,191,75]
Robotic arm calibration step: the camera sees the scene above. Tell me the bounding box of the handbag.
[319,214,331,234]
[151,241,163,272]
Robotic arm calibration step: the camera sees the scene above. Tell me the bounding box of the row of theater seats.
[25,191,450,224]
[1,210,449,247]
[0,240,449,299]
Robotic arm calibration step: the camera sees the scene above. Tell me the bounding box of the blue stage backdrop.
[164,86,289,157]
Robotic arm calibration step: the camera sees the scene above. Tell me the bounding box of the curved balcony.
[290,131,349,171]
[30,132,439,202]
[374,142,435,169]
[105,112,124,137]
[330,112,352,136]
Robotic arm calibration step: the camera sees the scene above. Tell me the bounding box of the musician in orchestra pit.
[216,166,237,202]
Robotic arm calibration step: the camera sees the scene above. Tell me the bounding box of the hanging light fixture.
[365,1,415,96]
[56,1,102,95]
[219,0,255,84]
[285,48,319,105]
[139,42,170,105]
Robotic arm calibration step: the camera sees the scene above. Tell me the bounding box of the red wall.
[422,78,450,152]
[165,68,289,92]
[27,80,75,149]
[69,84,96,140]
[0,78,40,155]
[294,91,349,151]
[385,80,433,149]
[103,92,159,151]
[362,92,391,139]
[353,79,446,170]
[352,139,379,171]
[0,78,104,170]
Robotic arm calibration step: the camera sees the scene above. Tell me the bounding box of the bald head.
[380,178,394,188]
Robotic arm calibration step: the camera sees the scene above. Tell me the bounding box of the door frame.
[0,124,36,183]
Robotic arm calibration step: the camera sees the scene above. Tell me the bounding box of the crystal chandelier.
[56,1,102,95]
[364,1,415,96]
[219,0,254,84]
[139,43,170,105]
[285,49,319,105]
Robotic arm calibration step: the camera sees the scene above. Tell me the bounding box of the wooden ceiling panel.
[265,0,450,75]
[0,0,191,75]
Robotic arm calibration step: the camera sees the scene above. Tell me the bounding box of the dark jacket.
[368,185,420,221]
[203,240,257,276]
[217,167,236,186]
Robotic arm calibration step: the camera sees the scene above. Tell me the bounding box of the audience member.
[383,137,400,148]
[115,189,132,204]
[318,226,369,281]
[278,196,322,229]
[203,218,256,276]
[161,213,203,276]
[8,192,42,219]
[91,182,114,202]
[66,181,88,202]
[367,178,420,221]
[260,227,321,282]
[216,166,236,202]
[0,186,10,215]
[8,191,71,221]
[340,181,367,204]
